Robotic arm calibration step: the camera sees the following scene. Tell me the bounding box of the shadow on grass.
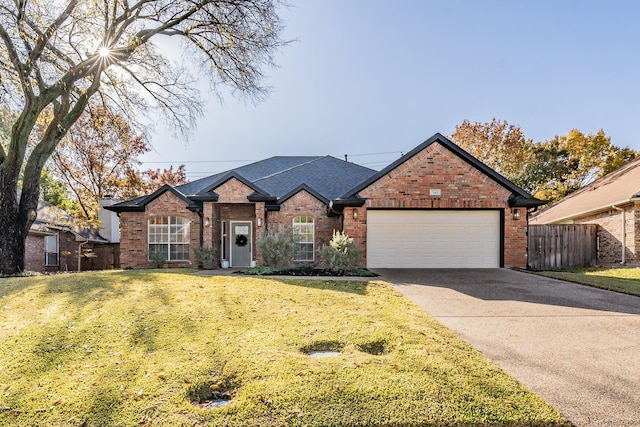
[0,269,194,305]
[238,276,371,295]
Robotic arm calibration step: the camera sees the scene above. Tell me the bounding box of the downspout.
[611,205,626,264]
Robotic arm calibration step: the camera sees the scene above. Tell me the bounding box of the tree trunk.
[0,176,36,275]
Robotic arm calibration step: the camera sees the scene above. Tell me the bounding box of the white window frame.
[148,216,191,262]
[293,215,314,261]
[44,234,59,266]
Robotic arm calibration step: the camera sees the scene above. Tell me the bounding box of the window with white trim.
[293,215,314,261]
[148,216,190,261]
[44,234,58,266]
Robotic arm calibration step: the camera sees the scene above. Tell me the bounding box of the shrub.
[257,225,299,268]
[148,251,165,268]
[319,230,361,274]
[192,246,217,269]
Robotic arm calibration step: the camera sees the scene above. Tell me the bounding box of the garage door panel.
[367,210,500,268]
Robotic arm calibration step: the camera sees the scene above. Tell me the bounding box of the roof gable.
[108,155,376,212]
[278,184,330,205]
[108,185,199,212]
[200,172,270,199]
[340,133,543,207]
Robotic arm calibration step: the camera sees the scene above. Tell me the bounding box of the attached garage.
[366,210,501,268]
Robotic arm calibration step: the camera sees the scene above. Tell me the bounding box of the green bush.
[192,246,217,269]
[257,225,299,268]
[319,230,361,274]
[148,251,165,268]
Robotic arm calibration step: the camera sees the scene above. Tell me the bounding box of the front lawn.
[0,270,568,426]
[534,267,640,297]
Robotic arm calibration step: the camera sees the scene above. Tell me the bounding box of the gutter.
[611,205,626,264]
[534,196,640,225]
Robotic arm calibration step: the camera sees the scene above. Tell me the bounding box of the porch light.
[257,217,262,227]
[512,209,520,220]
[352,208,358,220]
[204,217,211,227]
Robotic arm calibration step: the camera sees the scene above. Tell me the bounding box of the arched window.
[293,215,314,261]
[148,216,190,261]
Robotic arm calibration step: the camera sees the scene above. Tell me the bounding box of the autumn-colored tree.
[47,106,150,225]
[532,129,637,201]
[0,0,285,274]
[518,138,578,201]
[143,165,188,190]
[450,118,534,187]
[450,120,638,202]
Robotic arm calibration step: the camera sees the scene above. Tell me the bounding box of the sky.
[141,1,640,180]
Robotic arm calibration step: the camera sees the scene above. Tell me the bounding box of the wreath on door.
[235,234,248,247]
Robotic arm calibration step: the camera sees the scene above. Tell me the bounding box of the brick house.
[530,156,640,265]
[108,133,543,269]
[25,197,119,273]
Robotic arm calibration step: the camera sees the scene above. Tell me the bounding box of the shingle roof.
[530,156,640,224]
[108,155,377,210]
[177,156,324,196]
[108,133,543,212]
[22,192,107,242]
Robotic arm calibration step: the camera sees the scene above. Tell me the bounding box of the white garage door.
[366,210,500,268]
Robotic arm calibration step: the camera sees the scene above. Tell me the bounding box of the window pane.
[170,244,190,261]
[293,216,314,261]
[149,216,190,262]
[45,252,58,266]
[149,244,168,261]
[44,235,58,266]
[297,243,314,261]
[44,235,57,252]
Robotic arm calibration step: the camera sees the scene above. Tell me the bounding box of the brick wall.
[571,203,637,264]
[344,141,529,268]
[25,234,45,273]
[214,178,254,204]
[266,190,341,264]
[26,231,118,272]
[119,191,200,268]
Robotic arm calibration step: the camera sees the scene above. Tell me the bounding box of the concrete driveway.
[377,268,640,427]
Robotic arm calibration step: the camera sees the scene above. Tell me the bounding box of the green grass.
[0,270,569,426]
[534,267,640,297]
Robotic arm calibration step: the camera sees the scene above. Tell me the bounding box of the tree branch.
[28,1,77,69]
[0,23,31,98]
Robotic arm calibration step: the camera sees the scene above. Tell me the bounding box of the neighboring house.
[530,156,640,265]
[107,133,543,269]
[25,195,120,272]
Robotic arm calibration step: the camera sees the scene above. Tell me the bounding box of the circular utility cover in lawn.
[300,340,344,357]
[200,399,232,409]
[307,350,341,358]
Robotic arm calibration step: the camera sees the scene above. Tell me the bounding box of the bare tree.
[0,0,285,274]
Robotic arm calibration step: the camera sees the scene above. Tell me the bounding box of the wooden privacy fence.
[528,224,598,270]
[81,243,120,271]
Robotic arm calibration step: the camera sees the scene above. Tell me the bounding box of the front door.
[230,222,252,267]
